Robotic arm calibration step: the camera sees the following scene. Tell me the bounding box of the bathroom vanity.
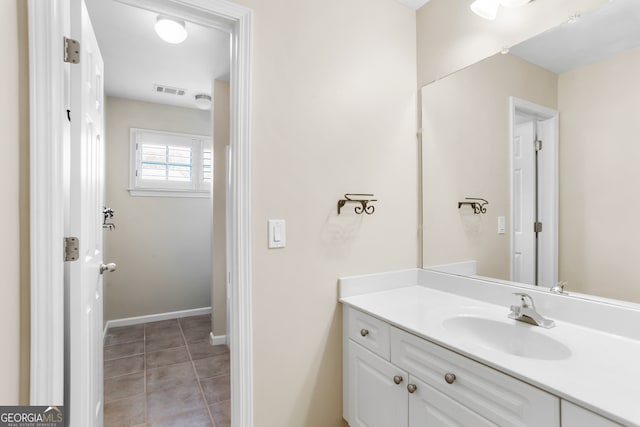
[339,269,640,427]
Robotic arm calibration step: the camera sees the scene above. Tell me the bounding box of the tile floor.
[103,315,230,427]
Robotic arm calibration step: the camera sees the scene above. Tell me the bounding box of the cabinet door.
[391,327,559,426]
[561,401,621,427]
[347,341,408,427]
[408,375,496,427]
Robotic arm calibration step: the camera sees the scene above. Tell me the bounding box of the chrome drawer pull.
[360,329,369,337]
[407,384,417,393]
[393,375,403,385]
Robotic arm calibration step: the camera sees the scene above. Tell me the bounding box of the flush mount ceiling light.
[194,94,212,110]
[470,0,532,20]
[154,15,188,44]
[470,0,501,20]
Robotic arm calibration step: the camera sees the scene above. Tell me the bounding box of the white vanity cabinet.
[561,401,622,427]
[344,307,560,427]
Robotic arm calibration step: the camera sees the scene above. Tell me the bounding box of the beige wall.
[421,53,557,278]
[558,47,640,303]
[231,0,417,425]
[0,0,28,405]
[212,80,229,336]
[104,97,212,321]
[416,0,607,87]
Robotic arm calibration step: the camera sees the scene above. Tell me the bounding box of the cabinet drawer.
[346,307,390,360]
[391,327,559,427]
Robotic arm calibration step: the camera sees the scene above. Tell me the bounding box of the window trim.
[129,128,212,198]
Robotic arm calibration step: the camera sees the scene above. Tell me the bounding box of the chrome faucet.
[508,293,555,329]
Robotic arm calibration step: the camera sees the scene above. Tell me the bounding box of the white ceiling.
[396,0,431,10]
[85,0,230,109]
[509,0,640,74]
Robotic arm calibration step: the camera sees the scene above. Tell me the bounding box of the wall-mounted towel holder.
[458,198,488,215]
[338,193,377,215]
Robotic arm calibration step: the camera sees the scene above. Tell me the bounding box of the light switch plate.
[498,216,506,234]
[268,219,286,248]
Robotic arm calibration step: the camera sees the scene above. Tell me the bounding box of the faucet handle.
[513,292,535,309]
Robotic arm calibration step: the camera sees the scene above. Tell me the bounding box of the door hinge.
[534,222,543,233]
[64,237,79,262]
[535,140,543,151]
[64,37,80,64]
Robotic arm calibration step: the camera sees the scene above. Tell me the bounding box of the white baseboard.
[104,307,212,341]
[209,331,227,346]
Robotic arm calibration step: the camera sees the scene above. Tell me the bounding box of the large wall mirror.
[421,0,640,304]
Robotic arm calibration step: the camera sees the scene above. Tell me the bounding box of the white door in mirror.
[268,219,286,248]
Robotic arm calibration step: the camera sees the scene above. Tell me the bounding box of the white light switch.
[498,216,506,234]
[268,220,286,248]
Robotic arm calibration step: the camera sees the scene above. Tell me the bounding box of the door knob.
[100,263,117,274]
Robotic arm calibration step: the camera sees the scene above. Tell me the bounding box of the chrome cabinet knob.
[393,375,403,385]
[444,373,456,384]
[360,329,369,337]
[407,384,417,394]
[100,262,117,274]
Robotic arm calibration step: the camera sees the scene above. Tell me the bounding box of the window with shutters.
[129,128,212,197]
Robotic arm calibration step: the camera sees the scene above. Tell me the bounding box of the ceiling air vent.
[153,84,186,96]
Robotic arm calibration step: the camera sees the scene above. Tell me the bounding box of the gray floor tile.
[187,342,228,361]
[147,384,205,422]
[104,354,144,379]
[145,334,185,352]
[193,354,230,380]
[104,393,145,427]
[104,371,144,403]
[105,324,145,346]
[145,320,182,339]
[147,408,212,427]
[182,325,212,344]
[146,362,198,393]
[209,401,230,427]
[200,375,230,405]
[146,346,190,369]
[104,341,145,361]
[178,315,210,329]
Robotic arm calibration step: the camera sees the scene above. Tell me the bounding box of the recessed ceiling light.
[155,15,188,44]
[195,94,212,110]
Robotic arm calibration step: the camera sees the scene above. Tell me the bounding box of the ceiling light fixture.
[470,0,532,20]
[194,94,212,110]
[470,0,500,20]
[154,15,188,44]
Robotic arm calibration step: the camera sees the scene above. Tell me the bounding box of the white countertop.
[340,284,640,426]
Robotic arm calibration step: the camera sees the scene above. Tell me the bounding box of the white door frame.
[28,0,254,424]
[509,97,559,288]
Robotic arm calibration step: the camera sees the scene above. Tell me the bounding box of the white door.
[348,341,408,427]
[68,0,105,425]
[512,120,536,285]
[408,376,496,427]
[225,146,232,344]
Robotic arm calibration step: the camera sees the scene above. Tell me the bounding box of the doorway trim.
[28,0,254,424]
[509,96,559,287]
[27,0,68,405]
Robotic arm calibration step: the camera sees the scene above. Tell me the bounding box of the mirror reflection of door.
[510,98,558,287]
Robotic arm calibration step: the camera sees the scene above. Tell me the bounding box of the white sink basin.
[443,315,572,360]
